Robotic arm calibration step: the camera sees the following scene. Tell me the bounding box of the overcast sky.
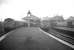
[0,0,74,20]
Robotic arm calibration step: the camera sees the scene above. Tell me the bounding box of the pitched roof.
[23,11,40,20]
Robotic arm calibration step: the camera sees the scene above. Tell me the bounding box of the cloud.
[0,0,8,5]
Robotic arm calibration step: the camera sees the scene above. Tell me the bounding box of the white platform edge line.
[0,34,8,42]
[39,28,74,48]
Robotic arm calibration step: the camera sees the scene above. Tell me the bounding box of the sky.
[0,0,74,21]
